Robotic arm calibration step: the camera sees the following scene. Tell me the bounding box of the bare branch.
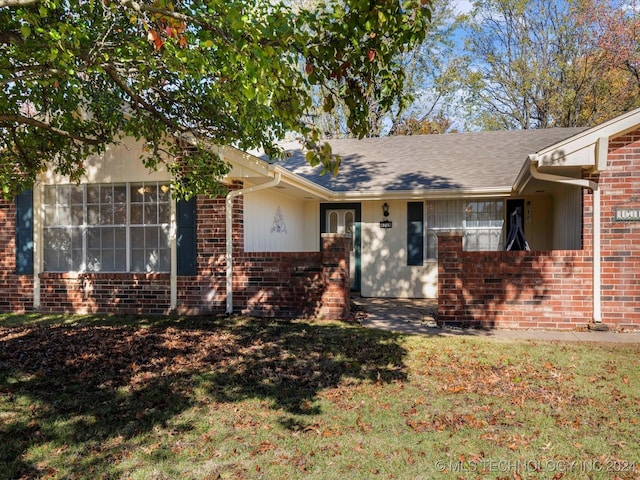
[113,0,239,47]
[116,0,189,23]
[0,68,68,86]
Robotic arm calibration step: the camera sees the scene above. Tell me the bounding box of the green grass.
[1,314,638,479]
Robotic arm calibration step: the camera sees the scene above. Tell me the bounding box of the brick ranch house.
[1,107,640,330]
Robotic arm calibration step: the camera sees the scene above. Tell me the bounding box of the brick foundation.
[38,272,171,315]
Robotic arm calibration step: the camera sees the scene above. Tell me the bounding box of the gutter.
[525,155,602,323]
[225,171,282,314]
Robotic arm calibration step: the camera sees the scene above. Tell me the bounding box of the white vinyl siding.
[243,190,317,252]
[552,186,582,249]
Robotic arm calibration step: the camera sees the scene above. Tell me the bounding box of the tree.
[391,112,454,135]
[306,0,459,138]
[0,0,431,198]
[580,0,640,96]
[459,0,640,131]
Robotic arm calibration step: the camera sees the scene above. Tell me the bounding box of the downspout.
[225,172,282,314]
[526,157,601,323]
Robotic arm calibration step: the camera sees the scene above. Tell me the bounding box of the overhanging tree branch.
[0,0,39,7]
[0,114,105,145]
[114,0,231,43]
[0,0,431,198]
[101,63,186,135]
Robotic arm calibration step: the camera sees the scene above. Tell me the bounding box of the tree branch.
[0,114,104,145]
[0,0,39,7]
[114,0,229,40]
[0,31,24,45]
[101,63,185,134]
[0,68,68,86]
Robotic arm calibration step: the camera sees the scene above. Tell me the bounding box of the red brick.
[438,130,640,329]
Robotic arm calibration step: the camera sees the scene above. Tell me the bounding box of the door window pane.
[329,211,338,233]
[345,211,354,234]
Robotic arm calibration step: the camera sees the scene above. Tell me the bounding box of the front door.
[320,203,361,291]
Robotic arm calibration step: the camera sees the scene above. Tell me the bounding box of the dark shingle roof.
[275,128,587,192]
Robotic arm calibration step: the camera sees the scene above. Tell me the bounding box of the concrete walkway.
[352,297,640,343]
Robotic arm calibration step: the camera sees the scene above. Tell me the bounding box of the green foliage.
[0,0,431,198]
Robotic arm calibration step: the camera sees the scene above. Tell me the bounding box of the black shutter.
[176,197,197,276]
[407,202,424,266]
[15,189,34,274]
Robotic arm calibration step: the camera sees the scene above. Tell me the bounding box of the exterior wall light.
[380,202,392,229]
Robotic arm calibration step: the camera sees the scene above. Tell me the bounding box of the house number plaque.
[615,207,640,222]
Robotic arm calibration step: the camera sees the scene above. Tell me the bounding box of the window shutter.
[407,202,424,266]
[15,189,34,274]
[176,197,197,276]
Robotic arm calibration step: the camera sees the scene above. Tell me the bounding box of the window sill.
[39,271,171,280]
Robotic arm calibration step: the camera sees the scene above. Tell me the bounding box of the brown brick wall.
[38,273,171,315]
[0,200,34,312]
[318,234,352,320]
[173,190,351,319]
[592,129,640,327]
[437,233,593,329]
[3,184,351,320]
[438,128,640,330]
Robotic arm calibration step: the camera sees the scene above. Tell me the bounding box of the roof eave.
[513,155,536,194]
[535,107,640,170]
[325,186,514,201]
[512,108,640,192]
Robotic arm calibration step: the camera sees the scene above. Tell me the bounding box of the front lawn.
[1,314,638,479]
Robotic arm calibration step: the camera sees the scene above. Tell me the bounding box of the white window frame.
[42,182,172,273]
[426,199,505,259]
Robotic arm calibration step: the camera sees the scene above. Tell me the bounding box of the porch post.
[319,233,352,320]
[437,231,465,326]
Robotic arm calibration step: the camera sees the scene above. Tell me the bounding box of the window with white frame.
[426,199,504,259]
[43,182,171,272]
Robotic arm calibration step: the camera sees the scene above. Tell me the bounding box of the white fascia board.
[327,187,513,201]
[215,145,274,178]
[514,107,640,191]
[271,165,335,199]
[513,158,533,194]
[536,107,640,168]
